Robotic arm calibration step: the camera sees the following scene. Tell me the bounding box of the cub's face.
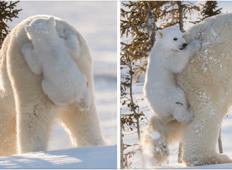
[25,17,56,41]
[156,25,188,51]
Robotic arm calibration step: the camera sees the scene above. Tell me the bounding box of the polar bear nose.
[182,43,188,48]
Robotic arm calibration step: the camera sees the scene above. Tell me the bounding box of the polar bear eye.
[173,37,178,41]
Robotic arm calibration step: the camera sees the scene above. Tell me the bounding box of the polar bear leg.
[13,80,55,153]
[16,100,55,153]
[0,112,17,155]
[8,43,56,153]
[182,104,232,166]
[141,116,184,167]
[141,116,169,166]
[59,102,105,146]
[21,42,42,75]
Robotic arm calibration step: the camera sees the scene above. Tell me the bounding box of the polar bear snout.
[179,43,188,50]
[182,43,188,48]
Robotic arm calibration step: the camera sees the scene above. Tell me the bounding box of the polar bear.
[142,13,232,167]
[144,25,201,123]
[0,15,104,155]
[22,17,90,109]
[141,25,201,166]
[177,13,232,166]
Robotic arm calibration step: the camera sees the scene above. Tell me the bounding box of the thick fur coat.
[0,15,104,155]
[142,13,232,167]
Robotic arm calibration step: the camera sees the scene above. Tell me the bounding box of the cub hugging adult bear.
[142,13,232,167]
[0,15,104,155]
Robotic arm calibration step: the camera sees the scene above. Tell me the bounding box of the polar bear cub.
[22,17,90,109]
[142,25,201,166]
[144,25,201,123]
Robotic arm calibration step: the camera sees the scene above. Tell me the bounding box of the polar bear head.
[25,17,57,41]
[156,25,188,51]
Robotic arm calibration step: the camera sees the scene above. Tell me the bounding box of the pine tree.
[201,1,222,20]
[0,0,21,47]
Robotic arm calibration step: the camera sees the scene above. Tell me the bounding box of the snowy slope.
[0,145,116,169]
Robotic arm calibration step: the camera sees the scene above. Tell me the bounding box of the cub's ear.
[24,25,32,34]
[156,30,163,40]
[48,17,56,26]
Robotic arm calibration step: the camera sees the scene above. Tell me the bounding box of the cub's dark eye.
[173,37,178,41]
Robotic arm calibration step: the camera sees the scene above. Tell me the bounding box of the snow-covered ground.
[0,145,116,169]
[9,1,117,150]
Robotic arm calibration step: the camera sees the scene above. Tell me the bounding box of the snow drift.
[0,145,116,169]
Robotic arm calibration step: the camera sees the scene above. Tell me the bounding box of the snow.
[0,145,116,169]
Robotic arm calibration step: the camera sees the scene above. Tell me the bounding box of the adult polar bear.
[177,13,232,165]
[0,15,104,155]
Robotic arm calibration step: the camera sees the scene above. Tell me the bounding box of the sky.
[219,1,232,13]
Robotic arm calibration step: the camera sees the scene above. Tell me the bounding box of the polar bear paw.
[78,97,90,112]
[173,105,194,124]
[184,153,232,166]
[141,122,169,167]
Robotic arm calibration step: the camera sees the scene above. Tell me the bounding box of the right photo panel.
[120,1,232,168]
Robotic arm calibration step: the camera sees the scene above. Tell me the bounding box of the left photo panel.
[0,1,117,169]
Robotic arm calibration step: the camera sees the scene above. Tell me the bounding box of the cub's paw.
[77,91,91,112]
[174,108,194,124]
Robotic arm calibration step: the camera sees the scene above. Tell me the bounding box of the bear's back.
[177,13,232,115]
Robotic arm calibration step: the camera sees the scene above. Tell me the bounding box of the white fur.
[22,17,90,109]
[142,14,232,167]
[0,15,104,155]
[142,25,201,167]
[144,25,201,123]
[177,13,232,166]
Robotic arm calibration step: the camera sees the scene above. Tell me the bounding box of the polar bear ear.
[48,17,56,26]
[156,30,163,40]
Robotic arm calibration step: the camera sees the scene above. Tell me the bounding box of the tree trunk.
[218,129,223,153]
[178,142,183,163]
[177,1,184,32]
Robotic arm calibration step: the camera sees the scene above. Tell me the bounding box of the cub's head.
[25,17,56,40]
[156,25,188,51]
